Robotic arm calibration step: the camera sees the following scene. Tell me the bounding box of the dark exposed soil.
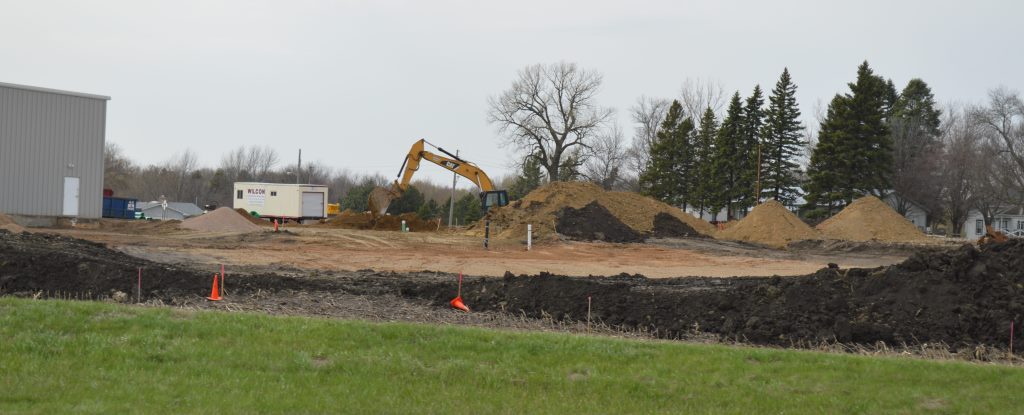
[555,202,644,243]
[650,212,706,238]
[2,229,1022,355]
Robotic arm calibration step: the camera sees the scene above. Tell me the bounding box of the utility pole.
[296,149,302,184]
[448,149,458,227]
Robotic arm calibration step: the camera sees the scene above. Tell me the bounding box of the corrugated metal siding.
[0,85,107,218]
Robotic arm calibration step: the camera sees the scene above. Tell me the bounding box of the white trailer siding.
[233,183,328,219]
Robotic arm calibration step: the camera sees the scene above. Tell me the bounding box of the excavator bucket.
[368,186,398,216]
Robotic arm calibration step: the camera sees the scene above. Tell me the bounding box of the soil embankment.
[2,230,1020,353]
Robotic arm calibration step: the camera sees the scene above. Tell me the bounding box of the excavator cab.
[480,190,509,212]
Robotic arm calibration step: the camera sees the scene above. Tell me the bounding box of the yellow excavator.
[368,139,509,216]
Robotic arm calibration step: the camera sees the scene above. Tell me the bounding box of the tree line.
[491,61,1024,235]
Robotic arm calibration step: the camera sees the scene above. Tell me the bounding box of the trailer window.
[271,191,277,196]
[975,220,983,235]
[236,190,243,199]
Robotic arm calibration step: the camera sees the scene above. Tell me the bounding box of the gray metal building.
[0,82,110,219]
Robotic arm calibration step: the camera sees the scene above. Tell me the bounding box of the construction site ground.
[37,221,921,279]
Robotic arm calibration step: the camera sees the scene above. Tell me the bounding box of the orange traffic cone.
[450,272,469,312]
[207,273,222,301]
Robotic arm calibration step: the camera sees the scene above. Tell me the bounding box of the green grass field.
[1,298,1021,414]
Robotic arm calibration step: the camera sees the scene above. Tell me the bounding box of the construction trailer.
[232,182,328,222]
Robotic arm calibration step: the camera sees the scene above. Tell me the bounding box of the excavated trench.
[1,230,1022,352]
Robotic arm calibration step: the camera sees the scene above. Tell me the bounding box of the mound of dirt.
[235,208,272,226]
[717,200,819,248]
[555,202,643,243]
[0,213,24,233]
[651,212,707,238]
[406,240,1024,351]
[181,207,262,233]
[471,182,715,240]
[325,210,439,232]
[817,196,928,242]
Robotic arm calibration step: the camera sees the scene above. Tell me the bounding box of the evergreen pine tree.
[738,86,765,212]
[639,100,695,206]
[711,92,746,220]
[693,107,718,217]
[759,68,805,205]
[805,61,893,216]
[508,155,545,200]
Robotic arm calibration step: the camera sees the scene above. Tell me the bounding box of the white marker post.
[527,224,532,251]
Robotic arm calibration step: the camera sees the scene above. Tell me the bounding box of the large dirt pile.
[325,210,439,232]
[555,202,644,243]
[0,213,24,233]
[717,200,819,248]
[471,182,715,240]
[407,240,1024,350]
[816,196,928,242]
[181,207,262,233]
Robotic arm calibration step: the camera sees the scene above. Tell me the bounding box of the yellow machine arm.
[395,139,497,192]
[368,139,508,216]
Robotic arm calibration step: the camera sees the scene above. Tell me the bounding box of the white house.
[883,194,929,231]
[961,206,1024,238]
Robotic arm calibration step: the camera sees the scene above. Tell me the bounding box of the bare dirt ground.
[34,220,917,278]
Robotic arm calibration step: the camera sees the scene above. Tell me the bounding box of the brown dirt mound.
[0,213,24,233]
[718,200,819,248]
[181,207,262,233]
[555,201,643,243]
[817,196,928,242]
[651,212,707,238]
[324,210,440,232]
[235,208,272,226]
[470,182,715,240]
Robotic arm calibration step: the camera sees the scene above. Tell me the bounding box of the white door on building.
[301,192,324,218]
[63,177,80,216]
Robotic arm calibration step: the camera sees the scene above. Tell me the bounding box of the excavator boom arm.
[395,139,496,192]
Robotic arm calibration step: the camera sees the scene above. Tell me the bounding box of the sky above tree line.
[2,0,1021,188]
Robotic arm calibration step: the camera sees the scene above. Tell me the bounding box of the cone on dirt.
[207,273,222,301]
[450,272,469,312]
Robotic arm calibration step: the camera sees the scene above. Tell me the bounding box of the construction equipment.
[978,224,1009,245]
[369,139,509,216]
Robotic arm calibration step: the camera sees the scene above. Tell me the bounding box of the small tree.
[340,180,377,212]
[507,155,545,200]
[386,185,425,215]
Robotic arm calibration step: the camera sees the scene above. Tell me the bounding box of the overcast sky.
[3,0,1021,188]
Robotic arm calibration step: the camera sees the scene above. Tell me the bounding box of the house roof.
[137,202,204,217]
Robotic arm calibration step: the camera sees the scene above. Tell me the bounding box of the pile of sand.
[717,200,819,248]
[0,213,25,233]
[235,208,272,226]
[816,195,928,242]
[181,207,262,233]
[469,182,715,240]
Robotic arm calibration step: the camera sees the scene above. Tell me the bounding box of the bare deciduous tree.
[103,142,136,193]
[678,78,726,120]
[583,123,628,190]
[940,106,984,236]
[974,87,1024,194]
[220,145,280,182]
[626,96,670,177]
[487,62,614,181]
